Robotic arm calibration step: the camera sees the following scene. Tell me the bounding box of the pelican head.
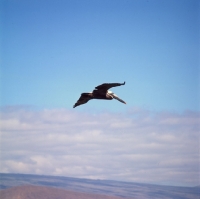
[108,90,126,104]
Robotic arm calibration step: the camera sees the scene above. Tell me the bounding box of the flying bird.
[73,82,126,108]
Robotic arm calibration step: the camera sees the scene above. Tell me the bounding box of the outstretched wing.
[73,93,93,108]
[95,81,125,91]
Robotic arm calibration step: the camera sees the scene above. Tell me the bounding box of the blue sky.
[0,0,199,187]
[1,0,199,111]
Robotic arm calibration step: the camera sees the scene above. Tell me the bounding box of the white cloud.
[0,106,199,186]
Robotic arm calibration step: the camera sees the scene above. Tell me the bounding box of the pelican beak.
[113,94,126,104]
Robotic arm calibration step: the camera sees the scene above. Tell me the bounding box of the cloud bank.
[0,106,199,186]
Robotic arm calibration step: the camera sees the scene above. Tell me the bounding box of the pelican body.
[73,82,126,108]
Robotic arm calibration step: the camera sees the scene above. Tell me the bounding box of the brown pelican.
[73,82,126,108]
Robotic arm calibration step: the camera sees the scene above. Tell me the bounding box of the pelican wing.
[73,93,93,108]
[95,81,125,91]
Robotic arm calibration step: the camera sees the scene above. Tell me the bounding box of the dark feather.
[95,82,125,91]
[73,93,93,108]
